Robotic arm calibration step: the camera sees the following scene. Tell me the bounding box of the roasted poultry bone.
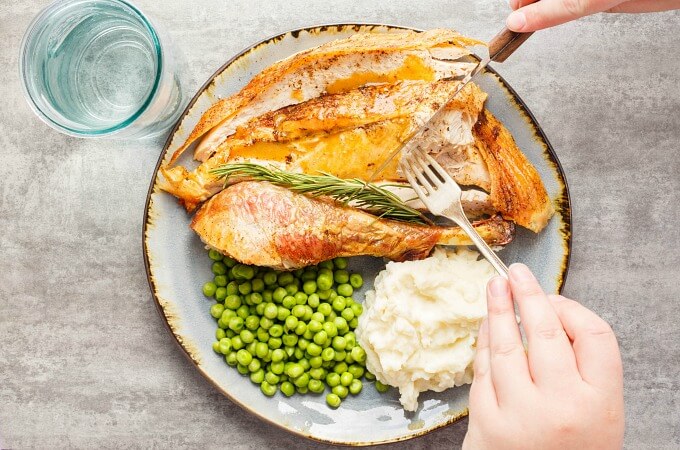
[191,181,514,270]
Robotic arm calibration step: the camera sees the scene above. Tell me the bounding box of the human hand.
[506,0,680,32]
[462,264,624,450]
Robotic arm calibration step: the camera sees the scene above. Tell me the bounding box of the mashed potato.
[356,247,496,411]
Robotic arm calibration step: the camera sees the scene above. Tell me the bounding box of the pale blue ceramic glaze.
[143,24,571,446]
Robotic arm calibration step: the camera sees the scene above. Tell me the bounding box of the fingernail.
[506,11,526,31]
[488,276,509,297]
[509,263,535,283]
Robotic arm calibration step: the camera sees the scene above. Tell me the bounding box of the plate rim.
[142,22,572,446]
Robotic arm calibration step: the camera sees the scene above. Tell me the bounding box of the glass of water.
[20,0,184,139]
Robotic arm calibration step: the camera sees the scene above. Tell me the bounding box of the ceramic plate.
[143,24,571,446]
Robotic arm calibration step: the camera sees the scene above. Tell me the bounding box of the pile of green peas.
[202,249,382,408]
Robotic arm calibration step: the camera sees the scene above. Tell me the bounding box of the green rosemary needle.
[211,163,428,224]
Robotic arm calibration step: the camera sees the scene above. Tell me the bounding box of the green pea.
[236,305,249,319]
[317,303,332,317]
[375,381,389,393]
[232,264,255,280]
[213,341,222,354]
[332,296,346,312]
[349,317,359,329]
[326,372,341,387]
[216,328,226,340]
[333,270,349,284]
[237,364,249,375]
[262,290,273,302]
[224,295,241,310]
[326,393,341,408]
[333,362,348,375]
[319,260,334,270]
[333,350,346,362]
[341,308,355,322]
[280,381,295,397]
[308,379,325,394]
[278,272,294,286]
[210,303,225,319]
[286,363,304,379]
[260,381,277,397]
[226,330,236,338]
[215,287,227,301]
[299,359,311,371]
[238,282,252,295]
[317,289,332,300]
[276,306,290,321]
[317,274,333,291]
[282,334,298,347]
[284,283,298,296]
[348,364,364,379]
[309,356,323,369]
[327,311,337,322]
[208,249,223,261]
[344,352,354,364]
[294,348,304,360]
[214,275,228,287]
[365,371,376,381]
[329,291,338,301]
[294,321,307,336]
[296,386,308,394]
[309,367,325,380]
[226,281,239,296]
[297,338,310,351]
[270,360,285,375]
[218,338,232,354]
[225,351,238,366]
[236,349,252,366]
[291,305,306,318]
[253,342,268,359]
[282,295,296,309]
[340,372,354,387]
[231,336,244,350]
[349,274,363,289]
[282,316,297,332]
[272,287,287,303]
[263,271,278,285]
[333,317,348,334]
[222,256,237,268]
[244,315,259,331]
[251,278,264,292]
[345,297,354,306]
[228,317,244,332]
[256,328,270,342]
[307,293,320,309]
[265,372,280,385]
[322,322,338,338]
[350,346,366,363]
[321,347,335,362]
[240,329,255,343]
[248,358,261,373]
[302,280,317,295]
[337,284,353,297]
[294,373,310,388]
[294,292,308,305]
[332,384,349,399]
[263,303,277,320]
[307,342,322,356]
[332,336,347,351]
[349,379,363,395]
[307,320,322,333]
[255,303,266,316]
[212,261,227,275]
[268,337,282,349]
[313,330,328,346]
[250,369,265,384]
[246,342,257,355]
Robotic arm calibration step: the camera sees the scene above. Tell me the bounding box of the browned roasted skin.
[473,109,555,232]
[191,181,514,270]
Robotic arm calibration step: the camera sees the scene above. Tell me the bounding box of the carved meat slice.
[191,181,514,270]
[169,29,482,164]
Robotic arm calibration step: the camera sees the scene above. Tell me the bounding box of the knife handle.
[489,28,534,63]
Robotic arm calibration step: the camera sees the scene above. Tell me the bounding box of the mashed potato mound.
[356,247,496,411]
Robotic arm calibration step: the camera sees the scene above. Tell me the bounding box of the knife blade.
[366,27,533,183]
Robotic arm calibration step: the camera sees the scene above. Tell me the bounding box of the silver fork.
[400,148,509,278]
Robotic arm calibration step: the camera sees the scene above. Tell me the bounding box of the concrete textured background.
[1,0,679,448]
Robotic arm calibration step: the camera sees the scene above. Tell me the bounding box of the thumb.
[506,0,623,31]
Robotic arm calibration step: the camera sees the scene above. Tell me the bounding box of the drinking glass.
[20,0,184,139]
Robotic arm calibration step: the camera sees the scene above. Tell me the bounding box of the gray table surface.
[1,0,679,448]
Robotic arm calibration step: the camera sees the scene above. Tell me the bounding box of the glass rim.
[19,0,164,137]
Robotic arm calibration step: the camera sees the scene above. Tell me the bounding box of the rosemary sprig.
[211,163,428,224]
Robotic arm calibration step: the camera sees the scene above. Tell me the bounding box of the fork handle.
[445,205,509,278]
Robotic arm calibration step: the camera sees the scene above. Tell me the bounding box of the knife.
[367,28,534,182]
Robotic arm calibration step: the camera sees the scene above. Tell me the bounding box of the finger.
[509,0,540,10]
[607,0,680,13]
[486,276,532,404]
[469,319,499,411]
[509,264,580,386]
[506,0,623,32]
[550,295,623,390]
